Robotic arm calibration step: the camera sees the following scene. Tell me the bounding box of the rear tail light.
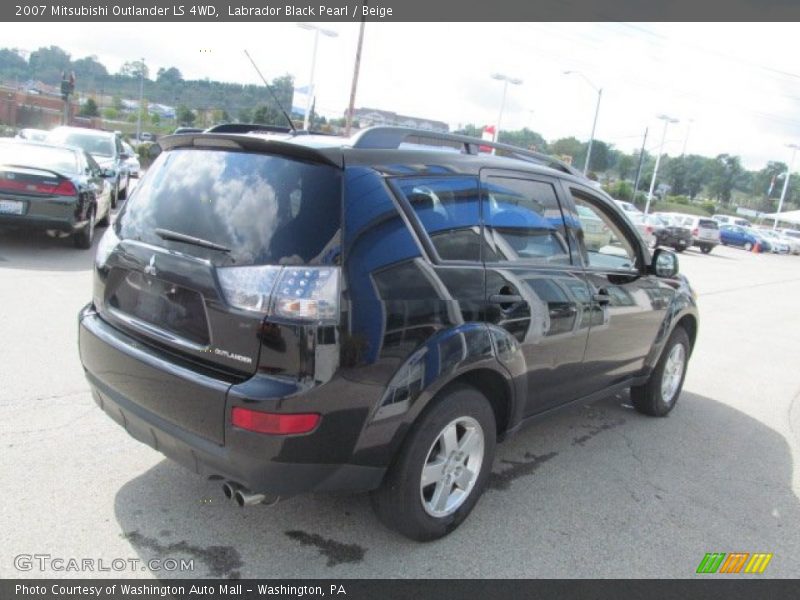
[692,228,699,237]
[216,265,340,324]
[645,226,653,234]
[0,177,76,195]
[231,407,320,435]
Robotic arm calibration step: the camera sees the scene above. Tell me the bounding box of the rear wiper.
[155,228,231,253]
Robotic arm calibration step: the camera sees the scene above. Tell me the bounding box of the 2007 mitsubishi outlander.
[79,127,698,541]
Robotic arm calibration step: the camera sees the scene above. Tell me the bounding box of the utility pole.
[345,5,367,137]
[645,114,679,215]
[774,143,800,230]
[136,58,145,141]
[630,127,648,205]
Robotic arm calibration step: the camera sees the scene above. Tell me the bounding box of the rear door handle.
[489,294,524,305]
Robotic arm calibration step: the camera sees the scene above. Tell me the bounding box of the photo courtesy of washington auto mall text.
[1,0,800,598]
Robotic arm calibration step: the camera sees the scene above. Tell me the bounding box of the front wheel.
[744,242,753,251]
[700,245,712,254]
[631,327,690,417]
[371,385,496,541]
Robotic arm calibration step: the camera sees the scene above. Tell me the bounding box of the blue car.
[719,224,772,252]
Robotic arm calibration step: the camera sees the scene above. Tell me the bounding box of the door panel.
[480,169,593,415]
[563,184,671,392]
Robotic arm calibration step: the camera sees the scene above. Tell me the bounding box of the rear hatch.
[92,135,342,442]
[696,218,720,241]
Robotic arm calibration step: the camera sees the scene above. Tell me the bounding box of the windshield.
[0,143,79,174]
[118,148,342,266]
[48,131,114,158]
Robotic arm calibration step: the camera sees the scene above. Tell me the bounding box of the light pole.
[681,118,694,156]
[564,71,602,176]
[774,143,800,230]
[490,73,522,144]
[297,24,338,131]
[136,58,145,141]
[645,114,679,215]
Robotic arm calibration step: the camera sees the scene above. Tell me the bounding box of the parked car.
[613,199,641,215]
[652,213,694,252]
[757,229,792,254]
[626,212,662,248]
[15,128,49,142]
[779,228,800,254]
[719,224,772,252]
[78,127,698,541]
[669,214,720,254]
[46,126,130,208]
[712,214,751,228]
[0,139,112,248]
[121,141,140,178]
[138,131,156,142]
[575,204,612,250]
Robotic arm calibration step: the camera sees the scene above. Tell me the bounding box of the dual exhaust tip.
[222,481,279,507]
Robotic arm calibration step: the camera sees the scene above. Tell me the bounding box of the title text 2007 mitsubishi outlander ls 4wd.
[79,127,698,541]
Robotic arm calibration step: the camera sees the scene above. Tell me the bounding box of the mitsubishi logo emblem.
[144,255,157,276]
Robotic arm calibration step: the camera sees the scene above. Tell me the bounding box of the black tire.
[700,245,712,254]
[73,208,96,249]
[96,205,110,228]
[110,181,119,209]
[371,385,497,541]
[674,246,685,253]
[631,327,691,417]
[118,174,128,200]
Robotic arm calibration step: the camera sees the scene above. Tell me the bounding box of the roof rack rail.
[350,126,582,177]
[203,123,337,137]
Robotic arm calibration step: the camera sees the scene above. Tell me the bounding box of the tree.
[707,154,744,204]
[119,60,148,79]
[237,107,253,123]
[550,137,586,165]
[252,104,282,125]
[156,67,183,84]
[175,104,195,126]
[71,56,108,90]
[79,98,99,117]
[616,154,635,180]
[28,46,71,84]
[0,48,28,79]
[498,128,548,152]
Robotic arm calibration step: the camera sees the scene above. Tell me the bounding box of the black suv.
[79,127,698,541]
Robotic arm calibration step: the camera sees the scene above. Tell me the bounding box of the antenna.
[243,49,296,133]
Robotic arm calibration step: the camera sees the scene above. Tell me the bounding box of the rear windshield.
[698,219,718,229]
[0,143,79,174]
[117,148,341,266]
[48,131,114,158]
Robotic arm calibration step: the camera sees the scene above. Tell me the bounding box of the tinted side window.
[483,176,570,265]
[394,176,481,262]
[570,189,638,271]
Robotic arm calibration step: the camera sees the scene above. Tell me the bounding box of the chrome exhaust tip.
[221,481,240,500]
[234,489,280,507]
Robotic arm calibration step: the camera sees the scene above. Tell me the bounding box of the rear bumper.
[78,305,385,496]
[0,198,85,232]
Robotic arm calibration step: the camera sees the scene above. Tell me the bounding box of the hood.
[92,155,116,168]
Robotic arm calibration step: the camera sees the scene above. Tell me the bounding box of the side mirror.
[119,152,130,160]
[100,168,115,178]
[651,248,679,278]
[147,143,162,160]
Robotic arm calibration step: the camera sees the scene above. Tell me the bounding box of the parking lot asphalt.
[1,199,799,578]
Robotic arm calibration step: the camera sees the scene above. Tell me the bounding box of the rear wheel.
[371,385,496,541]
[700,245,712,254]
[110,180,119,209]
[118,174,129,200]
[73,208,96,249]
[631,327,690,417]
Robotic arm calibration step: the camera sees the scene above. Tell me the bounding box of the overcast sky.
[4,22,800,169]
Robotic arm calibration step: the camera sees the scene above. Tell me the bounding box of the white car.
[779,229,800,255]
[759,229,795,254]
[712,214,751,228]
[613,199,641,215]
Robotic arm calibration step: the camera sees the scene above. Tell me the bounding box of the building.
[350,107,448,133]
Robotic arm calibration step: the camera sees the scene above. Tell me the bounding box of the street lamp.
[774,143,800,230]
[136,57,145,141]
[645,114,679,215]
[490,72,523,144]
[297,24,338,131]
[564,70,602,176]
[681,118,694,156]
